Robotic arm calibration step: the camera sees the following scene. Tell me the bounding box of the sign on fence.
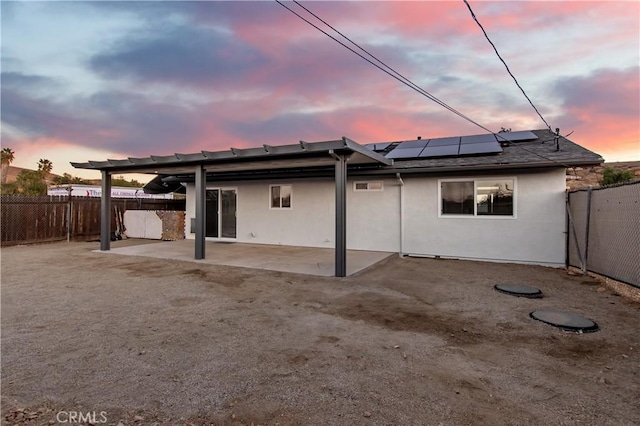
[48,184,175,199]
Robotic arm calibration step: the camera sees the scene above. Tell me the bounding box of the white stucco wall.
[402,169,567,266]
[184,178,400,251]
[235,179,334,248]
[184,168,567,266]
[347,178,400,251]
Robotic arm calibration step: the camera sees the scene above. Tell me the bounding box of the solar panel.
[419,144,460,158]
[461,134,498,144]
[459,141,502,155]
[426,137,460,147]
[495,131,538,142]
[396,139,428,149]
[383,131,514,159]
[364,142,392,151]
[385,146,425,159]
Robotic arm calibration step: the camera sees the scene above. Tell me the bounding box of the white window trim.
[353,181,384,192]
[438,177,517,219]
[269,184,293,210]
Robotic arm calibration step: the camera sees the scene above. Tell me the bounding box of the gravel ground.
[1,240,639,425]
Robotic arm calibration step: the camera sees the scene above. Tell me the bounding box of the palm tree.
[37,158,53,174]
[1,147,15,185]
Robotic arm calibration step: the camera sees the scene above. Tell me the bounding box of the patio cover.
[72,137,392,277]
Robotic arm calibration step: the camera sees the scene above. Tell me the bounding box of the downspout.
[396,173,404,257]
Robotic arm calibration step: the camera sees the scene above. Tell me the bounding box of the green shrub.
[600,167,636,186]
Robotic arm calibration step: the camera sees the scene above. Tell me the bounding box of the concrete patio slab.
[96,239,393,277]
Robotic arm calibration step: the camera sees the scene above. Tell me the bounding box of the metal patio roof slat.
[175,153,207,162]
[128,157,156,165]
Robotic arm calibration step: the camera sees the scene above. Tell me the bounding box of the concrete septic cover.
[530,310,599,333]
[494,284,543,298]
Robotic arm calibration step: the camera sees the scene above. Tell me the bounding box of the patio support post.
[334,154,347,277]
[195,164,206,259]
[100,170,111,251]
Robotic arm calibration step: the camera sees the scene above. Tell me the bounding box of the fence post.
[100,171,111,251]
[66,186,72,242]
[583,186,593,275]
[566,196,585,272]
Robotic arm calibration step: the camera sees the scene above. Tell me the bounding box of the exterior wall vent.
[354,181,384,192]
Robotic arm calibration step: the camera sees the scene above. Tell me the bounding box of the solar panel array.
[367,131,539,160]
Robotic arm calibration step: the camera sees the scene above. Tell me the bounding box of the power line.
[275,0,493,135]
[292,0,473,123]
[275,0,574,169]
[462,0,552,131]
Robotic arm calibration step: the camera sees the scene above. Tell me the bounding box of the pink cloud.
[554,67,639,160]
[4,1,638,166]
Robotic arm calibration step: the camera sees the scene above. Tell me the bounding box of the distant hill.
[567,161,640,190]
[3,165,60,184]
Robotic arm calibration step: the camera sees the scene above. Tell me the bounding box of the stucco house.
[72,129,602,276]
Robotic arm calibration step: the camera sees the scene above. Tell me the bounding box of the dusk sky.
[2,1,639,181]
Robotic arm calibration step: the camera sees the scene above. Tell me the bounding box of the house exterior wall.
[184,168,566,266]
[184,178,400,251]
[402,168,566,266]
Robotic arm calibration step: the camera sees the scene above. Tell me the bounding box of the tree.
[52,173,90,185]
[0,181,19,195]
[600,167,636,186]
[1,147,15,185]
[112,175,143,187]
[38,158,53,174]
[15,169,47,195]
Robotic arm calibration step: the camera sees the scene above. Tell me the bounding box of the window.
[476,179,514,216]
[354,181,383,192]
[441,181,474,214]
[440,178,515,217]
[270,185,292,209]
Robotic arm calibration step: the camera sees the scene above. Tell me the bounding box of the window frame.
[438,177,517,219]
[353,181,384,192]
[269,184,293,210]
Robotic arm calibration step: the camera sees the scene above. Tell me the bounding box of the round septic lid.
[530,310,599,333]
[494,284,543,298]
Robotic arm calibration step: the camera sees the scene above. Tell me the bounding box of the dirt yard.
[2,241,639,425]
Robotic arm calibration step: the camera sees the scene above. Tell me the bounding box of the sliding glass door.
[205,189,236,239]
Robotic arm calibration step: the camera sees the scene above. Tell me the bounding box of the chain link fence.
[1,195,185,246]
[567,181,640,288]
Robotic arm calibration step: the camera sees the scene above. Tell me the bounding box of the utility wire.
[292,0,459,113]
[463,0,552,131]
[275,0,492,135]
[292,0,479,126]
[283,0,531,148]
[276,0,574,169]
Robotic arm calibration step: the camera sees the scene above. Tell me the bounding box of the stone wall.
[156,211,185,240]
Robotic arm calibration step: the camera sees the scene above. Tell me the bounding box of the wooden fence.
[0,195,185,246]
